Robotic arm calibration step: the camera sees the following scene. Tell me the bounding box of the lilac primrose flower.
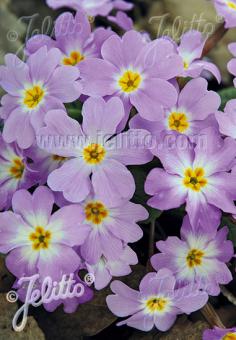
[79,30,184,121]
[215,99,236,139]
[0,137,37,211]
[203,327,236,340]
[130,77,220,137]
[86,245,138,290]
[177,30,221,83]
[26,11,113,67]
[79,195,147,263]
[213,0,236,28]
[46,0,133,17]
[14,271,94,313]
[0,47,81,149]
[228,43,236,86]
[106,268,208,332]
[151,216,234,296]
[75,192,148,264]
[37,97,153,205]
[0,186,88,280]
[145,128,236,230]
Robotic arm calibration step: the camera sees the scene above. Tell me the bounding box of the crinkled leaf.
[218,87,236,111]
[221,216,236,246]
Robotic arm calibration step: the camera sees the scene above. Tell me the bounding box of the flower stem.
[201,23,228,58]
[201,302,225,328]
[146,220,156,272]
[148,220,156,259]
[221,286,236,306]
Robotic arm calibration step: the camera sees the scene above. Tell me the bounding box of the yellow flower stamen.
[183,168,207,191]
[23,85,45,109]
[146,297,168,313]
[29,226,51,251]
[227,2,236,10]
[118,70,142,93]
[83,143,106,165]
[223,332,236,340]
[183,61,189,70]
[9,158,25,179]
[63,51,85,66]
[186,248,204,268]
[85,201,108,224]
[168,112,189,133]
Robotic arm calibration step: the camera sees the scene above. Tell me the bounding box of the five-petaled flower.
[145,128,236,230]
[75,191,148,263]
[130,77,220,137]
[79,30,183,122]
[0,186,87,280]
[26,11,113,68]
[106,268,208,331]
[37,97,153,205]
[151,216,234,296]
[0,47,81,149]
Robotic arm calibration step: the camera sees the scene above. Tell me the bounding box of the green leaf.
[142,206,162,224]
[65,101,83,122]
[221,216,236,246]
[218,87,236,111]
[130,166,149,204]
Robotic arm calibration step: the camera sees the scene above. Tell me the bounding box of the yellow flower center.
[29,226,51,251]
[223,333,236,340]
[23,85,45,109]
[168,112,189,133]
[227,2,236,10]
[83,143,106,165]
[9,158,25,179]
[146,297,168,313]
[52,155,68,162]
[183,61,189,70]
[63,51,85,66]
[85,201,108,224]
[186,248,204,268]
[183,168,207,191]
[118,70,142,93]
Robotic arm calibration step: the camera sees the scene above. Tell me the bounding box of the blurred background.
[1,0,236,82]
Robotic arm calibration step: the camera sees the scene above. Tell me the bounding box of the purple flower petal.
[48,159,91,203]
[92,159,135,205]
[82,96,124,137]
